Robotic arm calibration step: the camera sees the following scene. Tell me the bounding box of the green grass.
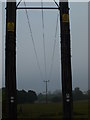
[73,100,88,116]
[17,103,63,119]
[17,100,88,120]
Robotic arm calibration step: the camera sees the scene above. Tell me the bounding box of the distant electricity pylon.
[43,80,50,103]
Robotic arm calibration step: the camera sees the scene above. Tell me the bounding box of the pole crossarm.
[16,7,59,10]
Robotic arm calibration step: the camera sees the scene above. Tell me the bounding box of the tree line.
[38,87,89,103]
[1,87,89,104]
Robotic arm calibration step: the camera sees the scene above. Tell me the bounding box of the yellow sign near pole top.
[62,14,69,23]
[7,22,14,32]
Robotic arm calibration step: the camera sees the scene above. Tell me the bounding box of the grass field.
[17,100,88,120]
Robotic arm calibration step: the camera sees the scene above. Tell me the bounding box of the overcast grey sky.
[1,2,88,93]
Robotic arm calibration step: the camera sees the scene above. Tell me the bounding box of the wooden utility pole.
[5,1,17,120]
[59,0,73,120]
[43,80,49,103]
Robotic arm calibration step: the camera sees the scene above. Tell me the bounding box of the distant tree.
[27,90,38,103]
[17,89,37,104]
[73,87,84,100]
[87,90,90,99]
[37,93,45,102]
[50,90,62,103]
[37,90,62,103]
[51,96,62,103]
[53,90,62,95]
[17,90,27,103]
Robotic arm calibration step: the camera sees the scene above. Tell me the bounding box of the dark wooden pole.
[5,1,17,120]
[59,1,73,120]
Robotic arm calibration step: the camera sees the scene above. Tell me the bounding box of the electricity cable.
[53,0,59,7]
[24,1,43,80]
[49,13,59,80]
[16,0,23,7]
[41,0,47,80]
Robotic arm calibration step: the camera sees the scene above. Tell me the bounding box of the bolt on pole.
[5,1,17,120]
[59,0,73,120]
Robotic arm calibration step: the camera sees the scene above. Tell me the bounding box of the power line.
[49,13,59,80]
[16,0,23,7]
[53,0,59,8]
[41,0,47,80]
[23,1,43,80]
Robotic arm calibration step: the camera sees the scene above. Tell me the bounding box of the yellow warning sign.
[7,22,14,32]
[62,14,69,23]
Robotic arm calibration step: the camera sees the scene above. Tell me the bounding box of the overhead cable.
[41,0,47,80]
[24,1,43,80]
[16,0,23,7]
[53,0,59,7]
[49,13,59,80]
